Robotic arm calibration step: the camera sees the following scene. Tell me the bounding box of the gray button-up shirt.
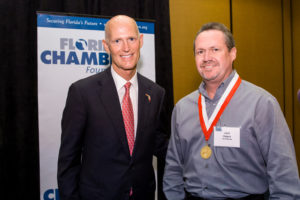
[163,71,300,199]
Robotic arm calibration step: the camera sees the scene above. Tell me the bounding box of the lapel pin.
[145,93,151,102]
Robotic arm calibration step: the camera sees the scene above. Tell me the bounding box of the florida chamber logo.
[43,188,60,200]
[40,38,111,74]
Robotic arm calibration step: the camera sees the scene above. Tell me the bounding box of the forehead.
[195,30,226,48]
[108,19,138,39]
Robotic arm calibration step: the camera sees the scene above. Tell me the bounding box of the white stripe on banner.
[37,12,156,200]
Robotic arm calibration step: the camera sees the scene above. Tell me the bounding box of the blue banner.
[37,13,155,34]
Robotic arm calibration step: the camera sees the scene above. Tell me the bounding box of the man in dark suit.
[57,15,168,200]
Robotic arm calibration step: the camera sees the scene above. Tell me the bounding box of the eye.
[114,39,120,43]
[196,50,204,55]
[213,48,219,52]
[128,37,136,42]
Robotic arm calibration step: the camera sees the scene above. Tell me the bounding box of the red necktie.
[122,82,135,156]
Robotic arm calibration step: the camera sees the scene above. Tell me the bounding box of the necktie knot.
[124,82,131,91]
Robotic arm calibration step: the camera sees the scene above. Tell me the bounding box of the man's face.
[103,18,143,77]
[194,30,236,85]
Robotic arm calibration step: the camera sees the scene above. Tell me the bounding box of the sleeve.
[153,88,170,200]
[163,106,186,200]
[254,96,300,199]
[153,88,169,160]
[57,83,87,200]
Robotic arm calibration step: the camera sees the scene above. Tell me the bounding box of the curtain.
[0,0,173,199]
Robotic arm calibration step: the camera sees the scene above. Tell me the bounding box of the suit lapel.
[96,68,131,156]
[132,74,152,157]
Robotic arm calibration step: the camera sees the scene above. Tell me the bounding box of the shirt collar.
[199,70,237,100]
[111,67,138,91]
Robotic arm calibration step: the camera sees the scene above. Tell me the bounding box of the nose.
[122,40,130,52]
[203,51,212,61]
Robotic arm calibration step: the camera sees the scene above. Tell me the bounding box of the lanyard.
[198,73,242,141]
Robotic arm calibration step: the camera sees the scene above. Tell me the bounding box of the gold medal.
[200,145,212,159]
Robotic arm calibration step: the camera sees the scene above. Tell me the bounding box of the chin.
[122,65,137,71]
[203,74,219,81]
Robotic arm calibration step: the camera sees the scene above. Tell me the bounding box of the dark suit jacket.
[57,68,168,200]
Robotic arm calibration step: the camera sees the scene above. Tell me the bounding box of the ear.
[139,34,144,48]
[230,47,237,61]
[102,39,110,54]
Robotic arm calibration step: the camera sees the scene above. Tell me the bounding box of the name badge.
[214,126,240,148]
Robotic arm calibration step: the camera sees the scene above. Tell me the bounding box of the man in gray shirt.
[163,22,300,199]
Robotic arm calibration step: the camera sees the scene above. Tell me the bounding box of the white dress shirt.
[111,67,138,138]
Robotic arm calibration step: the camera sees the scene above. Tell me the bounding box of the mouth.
[121,54,133,58]
[201,61,217,70]
[201,65,213,69]
[201,64,216,70]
